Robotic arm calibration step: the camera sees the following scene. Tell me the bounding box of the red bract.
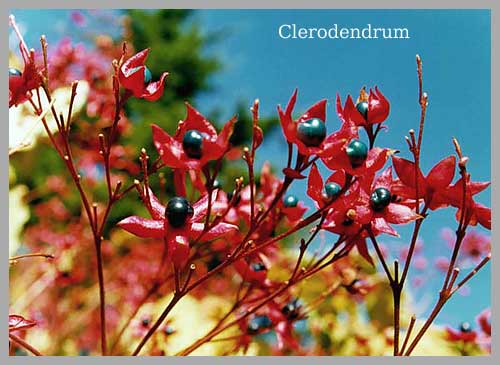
[267,300,301,351]
[307,163,346,208]
[476,308,491,337]
[233,253,270,286]
[278,89,331,156]
[323,146,391,180]
[118,48,168,101]
[476,308,491,353]
[445,326,477,343]
[9,314,36,333]
[360,167,420,237]
[337,86,390,126]
[152,104,237,170]
[279,199,308,225]
[117,188,238,268]
[392,155,456,210]
[308,165,374,264]
[436,174,491,230]
[8,15,43,108]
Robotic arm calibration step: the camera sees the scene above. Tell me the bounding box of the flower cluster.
[9,17,491,357]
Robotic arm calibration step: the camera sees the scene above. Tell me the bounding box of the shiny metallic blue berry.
[165,197,194,228]
[247,315,273,334]
[282,298,301,320]
[324,182,342,199]
[346,139,368,167]
[296,118,327,147]
[143,66,152,84]
[251,262,266,272]
[460,322,472,333]
[283,195,299,207]
[182,130,204,159]
[370,187,391,212]
[9,68,22,77]
[356,101,369,120]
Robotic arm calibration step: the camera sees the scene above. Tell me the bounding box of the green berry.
[296,118,327,147]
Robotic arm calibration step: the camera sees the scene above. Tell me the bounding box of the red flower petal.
[364,148,390,175]
[354,238,375,266]
[298,99,327,123]
[283,203,308,222]
[191,190,220,222]
[283,167,306,180]
[167,234,190,268]
[145,186,165,220]
[174,169,187,197]
[470,181,491,195]
[234,259,267,284]
[190,222,238,241]
[475,203,491,230]
[373,167,393,190]
[121,48,150,76]
[152,124,185,169]
[117,216,164,238]
[142,72,168,101]
[119,48,150,96]
[372,217,399,236]
[213,115,238,155]
[338,95,366,126]
[278,89,298,143]
[426,156,456,190]
[178,103,218,139]
[384,203,419,224]
[367,86,390,124]
[9,314,36,332]
[392,156,425,189]
[307,163,324,205]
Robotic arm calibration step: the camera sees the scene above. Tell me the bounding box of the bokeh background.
[9,9,490,354]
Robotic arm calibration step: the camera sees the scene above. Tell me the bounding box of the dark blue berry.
[182,130,204,159]
[9,68,22,77]
[283,195,299,207]
[165,197,194,228]
[282,298,301,320]
[324,182,342,199]
[296,118,327,147]
[370,187,391,212]
[247,315,273,334]
[346,139,368,167]
[251,262,266,272]
[356,101,369,120]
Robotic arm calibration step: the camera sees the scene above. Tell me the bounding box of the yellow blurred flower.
[9,81,89,151]
[9,185,30,256]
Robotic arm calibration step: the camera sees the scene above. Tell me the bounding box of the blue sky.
[10,9,490,327]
